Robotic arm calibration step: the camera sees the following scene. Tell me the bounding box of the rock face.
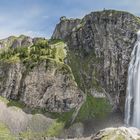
[52,10,140,110]
[92,127,140,140]
[94,127,140,140]
[0,35,33,48]
[0,35,48,49]
[52,17,81,40]
[0,62,82,112]
[0,36,83,112]
[0,99,54,135]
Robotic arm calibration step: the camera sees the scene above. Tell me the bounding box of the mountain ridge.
[0,9,140,139]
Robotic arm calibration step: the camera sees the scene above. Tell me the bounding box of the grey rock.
[0,61,83,112]
[44,127,140,140]
[0,35,33,48]
[52,18,81,40]
[52,10,140,111]
[0,100,54,134]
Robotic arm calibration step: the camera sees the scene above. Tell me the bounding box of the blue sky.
[0,0,140,39]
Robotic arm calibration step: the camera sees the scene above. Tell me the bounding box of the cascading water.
[125,30,140,128]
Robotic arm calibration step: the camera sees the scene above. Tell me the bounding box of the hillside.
[0,10,140,140]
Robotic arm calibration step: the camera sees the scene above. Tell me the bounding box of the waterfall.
[125,30,140,128]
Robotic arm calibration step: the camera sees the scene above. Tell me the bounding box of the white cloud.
[42,15,49,19]
[0,0,140,39]
[23,4,44,18]
[0,4,46,39]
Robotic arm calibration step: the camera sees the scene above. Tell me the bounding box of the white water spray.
[125,30,140,128]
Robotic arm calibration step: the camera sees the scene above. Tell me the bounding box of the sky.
[0,0,140,39]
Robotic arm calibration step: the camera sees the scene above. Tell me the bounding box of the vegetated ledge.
[0,37,83,114]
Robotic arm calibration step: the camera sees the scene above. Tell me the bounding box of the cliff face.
[52,10,140,110]
[52,18,81,40]
[0,62,82,112]
[0,36,83,112]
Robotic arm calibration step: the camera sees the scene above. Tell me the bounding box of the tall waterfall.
[125,30,140,128]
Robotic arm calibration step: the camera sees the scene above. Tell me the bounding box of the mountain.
[0,35,84,139]
[52,10,140,112]
[0,35,83,112]
[0,9,140,139]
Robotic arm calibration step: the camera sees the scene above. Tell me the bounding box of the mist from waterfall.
[125,30,140,128]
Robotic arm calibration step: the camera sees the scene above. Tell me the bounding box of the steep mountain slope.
[0,36,85,139]
[1,9,140,140]
[0,36,83,112]
[52,10,140,111]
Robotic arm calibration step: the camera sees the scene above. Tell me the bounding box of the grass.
[0,38,66,65]
[0,96,9,104]
[46,109,75,137]
[7,100,26,109]
[67,49,102,92]
[44,94,111,136]
[0,96,26,110]
[46,120,65,137]
[49,109,74,125]
[19,120,64,139]
[48,39,64,45]
[76,94,111,122]
[0,122,16,140]
[0,95,75,137]
[19,109,74,138]
[0,96,66,138]
[101,130,125,140]
[19,129,48,140]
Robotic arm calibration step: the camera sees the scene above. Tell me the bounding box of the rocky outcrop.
[92,127,140,140]
[0,35,33,48]
[0,61,82,113]
[0,99,54,135]
[52,10,140,110]
[44,127,140,140]
[0,37,83,113]
[52,17,81,40]
[0,35,47,48]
